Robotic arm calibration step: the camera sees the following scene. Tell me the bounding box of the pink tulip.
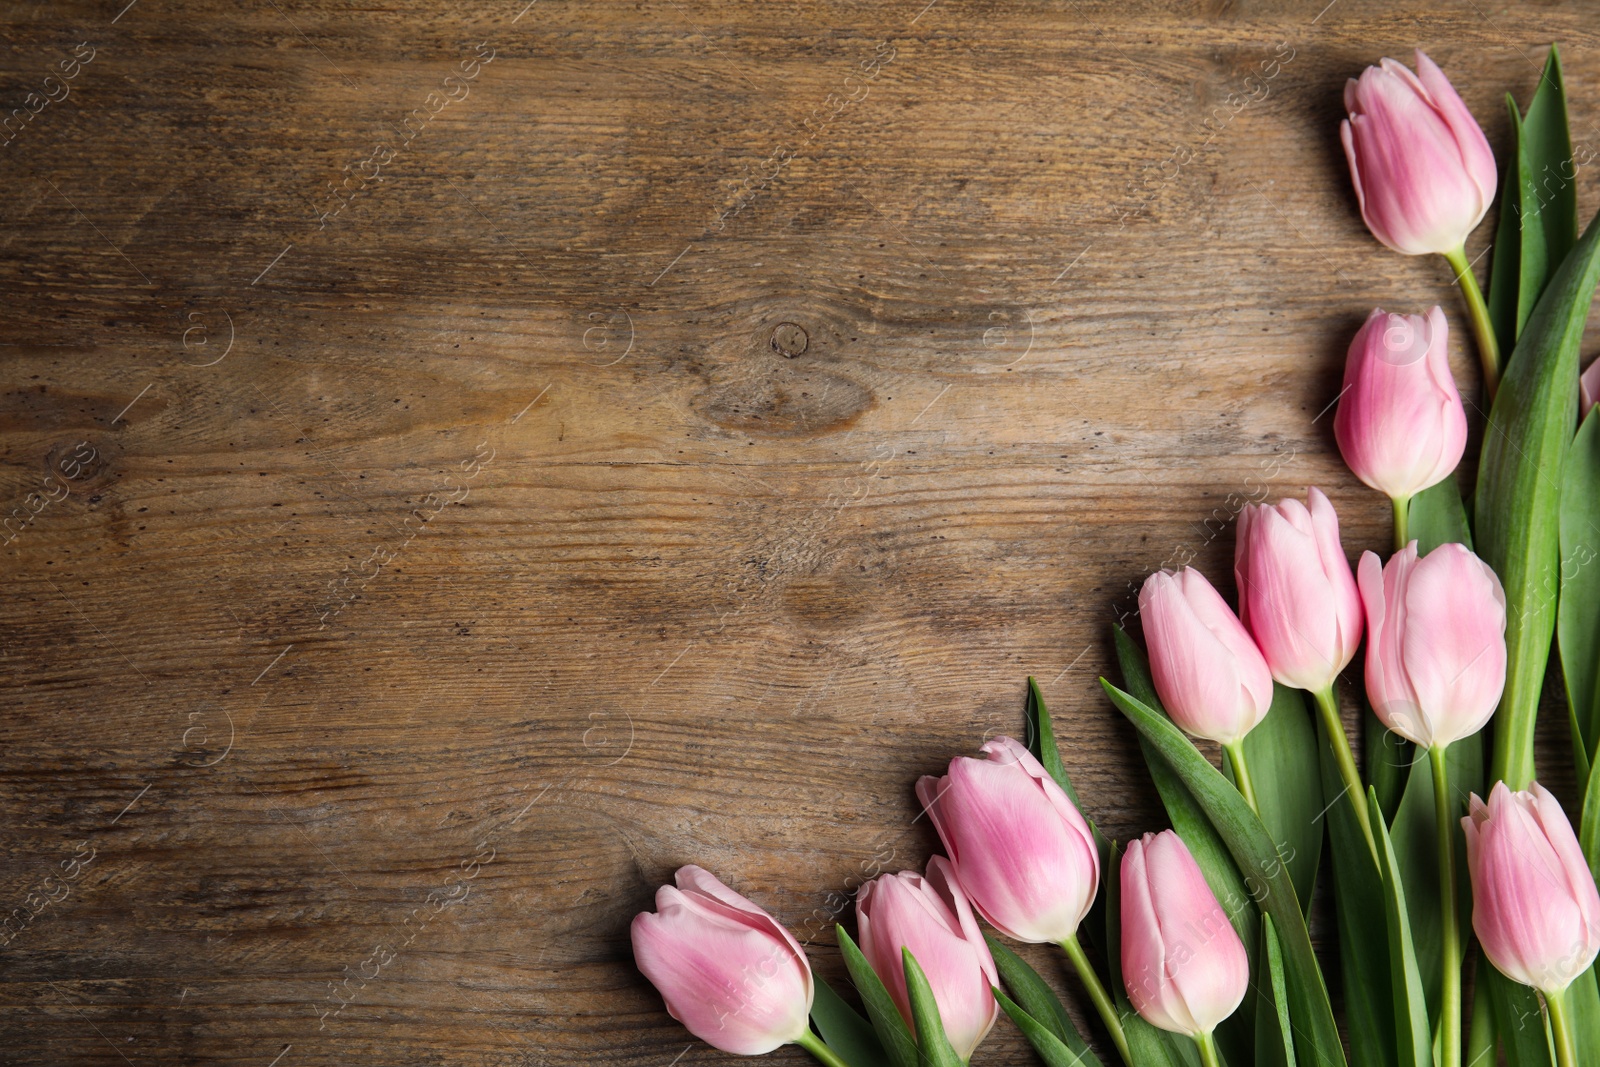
[1139,568,1273,745]
[1334,307,1468,500]
[1581,358,1600,417]
[1120,831,1249,1038]
[917,736,1099,944]
[1341,51,1496,256]
[1234,488,1363,693]
[1357,541,1506,749]
[631,866,813,1055]
[1463,783,1600,995]
[857,857,1000,1060]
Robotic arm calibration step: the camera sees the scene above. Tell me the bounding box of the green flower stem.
[1313,685,1379,866]
[1430,744,1461,1067]
[1222,740,1260,815]
[795,1030,854,1067]
[1060,933,1133,1067]
[1547,986,1579,1067]
[1444,245,1502,398]
[1392,494,1411,554]
[1193,1029,1223,1067]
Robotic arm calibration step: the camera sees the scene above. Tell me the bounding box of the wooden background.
[1,1,1594,1063]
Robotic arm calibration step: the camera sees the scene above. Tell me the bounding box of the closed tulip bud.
[1234,488,1363,693]
[1341,51,1496,256]
[1334,307,1468,500]
[916,736,1099,944]
[1358,541,1506,749]
[1139,567,1273,746]
[857,857,1000,1060]
[1463,783,1600,995]
[1581,358,1600,417]
[631,866,813,1055]
[1120,831,1249,1038]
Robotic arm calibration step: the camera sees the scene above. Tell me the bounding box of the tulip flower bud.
[916,736,1099,944]
[1358,541,1506,749]
[1341,51,1496,256]
[1234,488,1363,693]
[1139,567,1273,746]
[857,857,1000,1060]
[631,866,813,1055]
[1334,307,1468,501]
[1463,783,1600,995]
[1120,831,1249,1038]
[1581,358,1600,417]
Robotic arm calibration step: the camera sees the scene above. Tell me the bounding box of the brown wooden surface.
[1,1,1594,1064]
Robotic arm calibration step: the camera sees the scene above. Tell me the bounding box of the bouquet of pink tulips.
[630,45,1600,1067]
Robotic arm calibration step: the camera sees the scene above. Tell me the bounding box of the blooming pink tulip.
[857,857,999,1060]
[1234,488,1363,693]
[1334,306,1468,501]
[631,866,813,1055]
[1463,783,1600,995]
[917,736,1099,944]
[1120,831,1249,1038]
[1358,541,1506,749]
[1341,51,1496,256]
[1139,568,1273,746]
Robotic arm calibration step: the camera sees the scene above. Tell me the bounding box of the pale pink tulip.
[1120,831,1249,1037]
[1463,783,1600,995]
[917,736,1099,944]
[631,866,813,1054]
[1581,358,1600,417]
[1358,541,1506,749]
[1234,488,1363,693]
[1139,568,1273,745]
[857,857,999,1060]
[1341,51,1496,255]
[1334,306,1468,500]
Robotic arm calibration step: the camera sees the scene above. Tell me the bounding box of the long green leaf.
[985,936,1104,1066]
[1365,703,1413,825]
[838,927,919,1067]
[1243,684,1324,914]
[812,978,892,1067]
[1477,200,1600,789]
[1255,914,1297,1067]
[995,988,1099,1067]
[1514,45,1576,343]
[1104,680,1345,1067]
[1559,408,1600,788]
[1369,787,1433,1067]
[1318,714,1400,1067]
[903,949,963,1067]
[1487,94,1525,356]
[1486,964,1554,1067]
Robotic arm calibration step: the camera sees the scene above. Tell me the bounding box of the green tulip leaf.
[902,948,964,1067]
[1365,702,1414,825]
[1254,914,1297,1067]
[985,935,1104,1065]
[1317,714,1401,1067]
[1485,965,1554,1067]
[1242,683,1325,916]
[994,987,1104,1067]
[1514,45,1576,344]
[1559,407,1600,789]
[1477,198,1600,789]
[837,926,919,1067]
[1104,680,1345,1067]
[1406,475,1473,556]
[1369,788,1433,1067]
[811,977,892,1067]
[1487,94,1526,357]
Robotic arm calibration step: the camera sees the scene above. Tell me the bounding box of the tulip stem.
[1430,744,1461,1067]
[1222,741,1260,815]
[1193,1030,1223,1067]
[1060,934,1133,1067]
[1392,494,1410,555]
[1547,986,1579,1067]
[1444,246,1501,399]
[795,1030,854,1067]
[1312,685,1379,866]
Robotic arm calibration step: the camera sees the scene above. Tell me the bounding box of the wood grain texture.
[0,1,1594,1063]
